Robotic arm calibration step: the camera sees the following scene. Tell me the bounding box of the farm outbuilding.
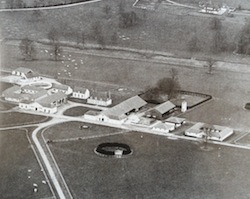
[185,122,234,142]
[98,95,147,123]
[146,101,176,120]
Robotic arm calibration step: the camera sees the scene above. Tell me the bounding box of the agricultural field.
[43,121,125,141]
[49,131,250,199]
[0,0,248,59]
[0,129,52,198]
[0,112,49,127]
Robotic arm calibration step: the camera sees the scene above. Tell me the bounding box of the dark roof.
[102,96,147,119]
[73,86,89,93]
[165,117,185,124]
[90,91,111,100]
[154,101,176,115]
[22,85,45,92]
[2,85,21,96]
[52,83,69,90]
[13,67,33,74]
[37,92,67,107]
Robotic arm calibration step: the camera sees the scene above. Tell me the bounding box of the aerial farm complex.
[1,0,250,198]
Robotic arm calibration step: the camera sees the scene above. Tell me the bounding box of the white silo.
[181,100,187,113]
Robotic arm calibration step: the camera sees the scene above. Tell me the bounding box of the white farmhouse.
[12,67,41,80]
[71,87,90,99]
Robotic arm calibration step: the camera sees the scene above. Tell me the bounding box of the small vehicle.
[245,103,250,110]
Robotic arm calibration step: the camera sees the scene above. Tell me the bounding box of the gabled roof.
[154,101,176,114]
[153,122,174,131]
[2,85,21,96]
[52,83,69,90]
[89,91,111,100]
[13,67,33,74]
[73,86,89,93]
[22,85,45,92]
[165,117,185,124]
[36,92,67,107]
[102,96,147,119]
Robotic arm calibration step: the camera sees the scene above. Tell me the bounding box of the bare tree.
[103,4,112,19]
[91,22,105,47]
[157,76,180,99]
[206,58,215,74]
[51,44,62,61]
[209,17,227,53]
[119,11,138,28]
[48,28,59,43]
[111,32,118,45]
[187,35,199,52]
[19,38,36,61]
[210,17,222,31]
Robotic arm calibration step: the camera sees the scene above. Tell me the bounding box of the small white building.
[185,122,234,142]
[19,92,68,114]
[165,117,186,128]
[152,122,175,133]
[19,101,57,114]
[71,87,90,99]
[12,67,41,80]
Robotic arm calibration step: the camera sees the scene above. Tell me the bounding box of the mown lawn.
[0,112,49,127]
[49,131,250,199]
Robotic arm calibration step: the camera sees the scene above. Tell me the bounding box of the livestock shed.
[146,101,176,119]
[98,96,147,123]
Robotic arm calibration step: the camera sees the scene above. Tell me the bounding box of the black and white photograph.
[1,0,250,198]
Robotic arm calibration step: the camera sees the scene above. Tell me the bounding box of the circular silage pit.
[94,143,133,158]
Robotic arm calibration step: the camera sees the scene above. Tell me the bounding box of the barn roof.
[154,101,176,115]
[13,67,33,74]
[165,117,185,124]
[37,92,67,107]
[102,96,147,119]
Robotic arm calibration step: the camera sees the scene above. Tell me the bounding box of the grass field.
[43,121,124,141]
[49,131,250,199]
[63,106,96,116]
[0,112,49,127]
[0,129,52,199]
[0,0,248,57]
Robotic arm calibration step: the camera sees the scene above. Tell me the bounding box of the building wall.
[87,98,112,106]
[19,103,57,114]
[72,90,90,99]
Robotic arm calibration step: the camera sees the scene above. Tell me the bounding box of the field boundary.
[0,0,101,12]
